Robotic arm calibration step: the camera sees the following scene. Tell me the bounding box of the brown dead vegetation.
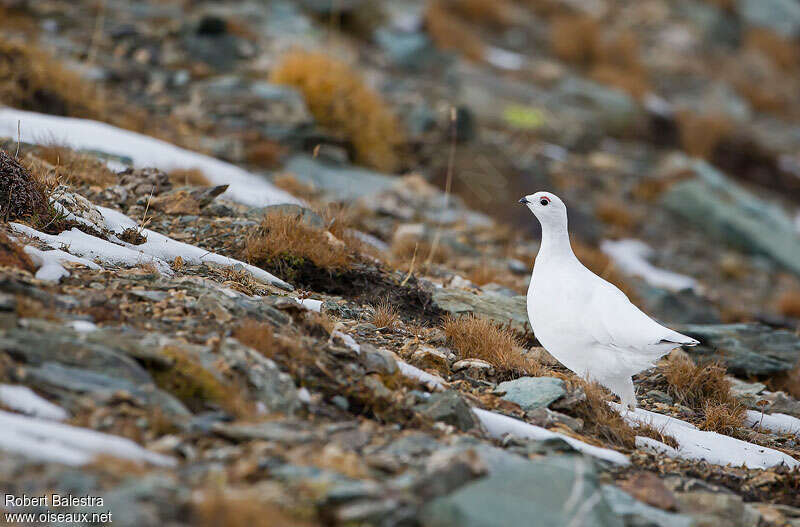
[0,149,50,225]
[424,1,486,62]
[369,298,401,330]
[31,143,116,188]
[443,314,542,377]
[242,211,352,274]
[0,231,34,272]
[192,489,317,527]
[270,51,405,172]
[233,319,276,357]
[661,351,745,432]
[777,291,800,319]
[168,168,210,187]
[272,173,317,201]
[245,140,287,169]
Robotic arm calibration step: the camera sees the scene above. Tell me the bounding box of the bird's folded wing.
[581,281,691,353]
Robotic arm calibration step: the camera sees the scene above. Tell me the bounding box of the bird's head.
[519,191,567,229]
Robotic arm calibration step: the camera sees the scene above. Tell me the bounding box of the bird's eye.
[539,197,550,206]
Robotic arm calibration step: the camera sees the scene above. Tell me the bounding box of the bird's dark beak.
[518,197,529,204]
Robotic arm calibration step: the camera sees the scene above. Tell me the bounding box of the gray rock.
[432,289,529,333]
[359,344,399,376]
[416,391,481,432]
[637,285,721,325]
[738,0,800,37]
[549,77,643,136]
[496,377,566,411]
[420,455,623,527]
[646,390,674,405]
[285,155,396,200]
[601,485,695,527]
[374,28,437,70]
[662,160,800,276]
[212,420,315,443]
[679,323,800,376]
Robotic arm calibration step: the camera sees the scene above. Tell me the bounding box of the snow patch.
[600,239,700,293]
[0,409,174,466]
[0,108,301,208]
[746,410,800,436]
[22,245,101,282]
[0,385,68,421]
[613,403,799,469]
[68,320,99,333]
[294,298,323,312]
[397,359,447,391]
[474,408,630,465]
[486,47,525,71]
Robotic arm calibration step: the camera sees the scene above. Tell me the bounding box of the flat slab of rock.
[679,323,800,376]
[497,377,566,411]
[432,289,529,333]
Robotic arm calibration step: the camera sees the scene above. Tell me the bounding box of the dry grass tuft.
[595,197,636,230]
[119,227,147,245]
[370,298,400,330]
[0,231,34,272]
[567,380,636,449]
[633,422,680,450]
[390,236,452,273]
[464,261,525,293]
[443,0,519,28]
[270,51,405,172]
[146,346,250,416]
[424,1,486,61]
[245,140,287,169]
[777,290,800,319]
[242,211,352,273]
[192,489,316,527]
[550,14,601,66]
[0,149,49,222]
[168,168,210,187]
[442,314,541,377]
[233,319,276,357]
[571,241,639,303]
[32,143,116,188]
[699,401,746,435]
[0,39,106,119]
[675,111,734,159]
[744,28,799,72]
[661,351,745,432]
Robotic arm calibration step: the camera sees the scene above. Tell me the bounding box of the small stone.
[452,359,495,379]
[411,346,452,376]
[646,390,674,405]
[496,377,566,411]
[416,391,480,432]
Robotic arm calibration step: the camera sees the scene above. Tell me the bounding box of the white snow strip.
[397,359,447,391]
[13,223,173,276]
[0,409,174,467]
[600,239,700,293]
[0,385,68,421]
[23,245,101,282]
[745,410,800,436]
[294,298,323,312]
[474,408,630,465]
[0,108,302,207]
[348,229,390,253]
[98,206,292,290]
[68,320,99,333]
[486,46,525,71]
[613,403,799,469]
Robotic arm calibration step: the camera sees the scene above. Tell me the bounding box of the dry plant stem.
[425,106,457,266]
[400,242,418,287]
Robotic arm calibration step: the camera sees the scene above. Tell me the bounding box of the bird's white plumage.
[521,192,698,408]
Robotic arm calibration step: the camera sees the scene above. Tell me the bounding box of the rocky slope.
[2,0,800,526]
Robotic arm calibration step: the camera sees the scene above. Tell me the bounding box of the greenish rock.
[432,289,529,333]
[679,323,800,376]
[496,377,566,411]
[662,160,800,276]
[420,455,623,527]
[285,155,396,200]
[416,391,481,432]
[549,77,643,136]
[738,0,800,37]
[374,29,437,70]
[601,485,695,527]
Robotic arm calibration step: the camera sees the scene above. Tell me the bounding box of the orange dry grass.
[442,314,541,377]
[245,140,287,168]
[595,197,636,230]
[444,0,518,28]
[370,298,401,330]
[32,143,116,188]
[243,211,352,270]
[745,28,799,71]
[550,14,601,66]
[233,319,276,357]
[675,111,734,159]
[272,173,317,201]
[270,51,405,172]
[465,261,525,293]
[0,231,34,272]
[424,1,486,61]
[662,351,745,432]
[168,168,210,187]
[193,489,317,527]
[569,380,636,449]
[778,291,800,319]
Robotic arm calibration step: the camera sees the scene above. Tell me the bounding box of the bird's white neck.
[537,218,575,263]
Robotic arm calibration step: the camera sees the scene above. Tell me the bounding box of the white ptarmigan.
[520,192,698,409]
